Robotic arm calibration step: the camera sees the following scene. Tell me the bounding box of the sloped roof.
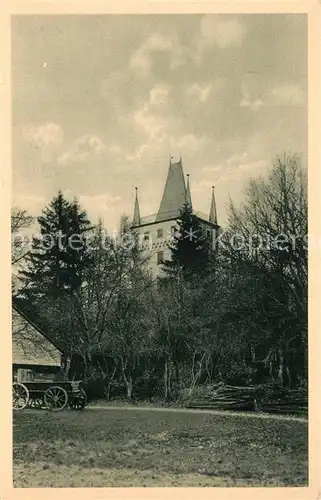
[12,304,62,366]
[156,159,187,222]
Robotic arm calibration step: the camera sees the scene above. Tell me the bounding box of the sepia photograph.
[9,10,311,489]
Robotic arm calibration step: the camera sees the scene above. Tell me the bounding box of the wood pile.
[185,383,256,411]
[184,383,308,415]
[256,388,308,415]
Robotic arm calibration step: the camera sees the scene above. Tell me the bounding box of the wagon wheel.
[12,382,29,410]
[44,386,68,411]
[69,388,87,410]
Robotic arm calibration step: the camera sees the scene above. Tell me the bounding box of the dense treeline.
[12,154,307,400]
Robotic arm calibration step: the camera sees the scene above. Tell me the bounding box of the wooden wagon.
[12,380,87,411]
[12,304,87,411]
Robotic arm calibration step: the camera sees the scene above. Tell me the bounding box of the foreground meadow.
[13,407,308,487]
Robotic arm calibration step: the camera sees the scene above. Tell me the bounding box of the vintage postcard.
[1,1,320,499]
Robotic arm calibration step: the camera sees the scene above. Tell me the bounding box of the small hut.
[12,304,63,383]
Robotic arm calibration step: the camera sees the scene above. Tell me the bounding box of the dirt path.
[86,404,307,423]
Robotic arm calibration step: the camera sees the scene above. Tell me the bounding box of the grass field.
[13,407,308,487]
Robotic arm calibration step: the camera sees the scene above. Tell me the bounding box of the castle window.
[156,251,164,265]
[143,231,150,242]
[157,228,163,238]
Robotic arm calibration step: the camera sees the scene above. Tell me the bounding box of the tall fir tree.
[162,202,211,280]
[18,191,93,302]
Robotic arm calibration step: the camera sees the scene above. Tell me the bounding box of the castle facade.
[131,157,219,277]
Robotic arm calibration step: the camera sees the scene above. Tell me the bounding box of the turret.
[132,186,141,226]
[185,173,192,207]
[209,185,217,225]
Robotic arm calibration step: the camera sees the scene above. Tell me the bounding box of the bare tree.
[226,154,307,385]
[11,207,34,265]
[34,220,154,393]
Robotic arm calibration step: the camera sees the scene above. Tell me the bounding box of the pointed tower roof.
[156,157,187,222]
[209,185,217,225]
[132,187,141,226]
[185,173,192,207]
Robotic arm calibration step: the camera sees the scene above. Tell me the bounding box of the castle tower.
[130,157,219,277]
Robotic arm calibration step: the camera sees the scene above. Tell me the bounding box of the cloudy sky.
[12,14,307,232]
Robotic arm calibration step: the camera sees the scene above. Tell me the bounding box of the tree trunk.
[189,353,205,396]
[277,348,284,385]
[125,376,133,399]
[122,368,133,400]
[250,343,256,363]
[205,354,212,384]
[285,364,292,388]
[104,384,111,400]
[164,358,169,399]
[164,357,172,400]
[174,359,180,395]
[103,367,117,400]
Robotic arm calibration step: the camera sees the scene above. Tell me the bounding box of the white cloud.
[198,16,246,50]
[133,108,166,140]
[169,47,188,69]
[58,135,108,166]
[130,50,151,73]
[24,122,63,147]
[132,19,246,73]
[196,153,268,193]
[227,151,249,166]
[201,163,224,174]
[149,84,170,108]
[109,144,122,155]
[79,193,121,209]
[56,191,124,231]
[145,34,172,52]
[240,95,265,111]
[269,83,306,107]
[78,193,122,225]
[192,178,218,193]
[219,155,267,184]
[239,72,267,111]
[127,85,209,164]
[186,83,213,102]
[176,133,204,154]
[131,85,172,143]
[131,29,231,73]
[130,34,173,72]
[240,82,306,110]
[125,116,168,163]
[125,143,150,162]
[23,122,64,163]
[130,33,193,72]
